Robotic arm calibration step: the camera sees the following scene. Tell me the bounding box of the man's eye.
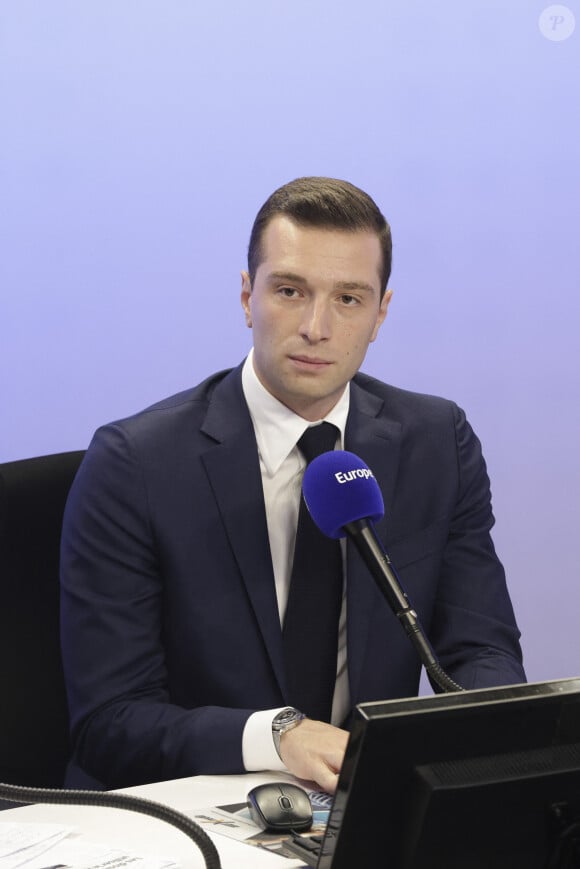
[279,286,299,297]
[340,294,358,305]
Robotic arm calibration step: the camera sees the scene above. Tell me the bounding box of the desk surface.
[0,772,308,868]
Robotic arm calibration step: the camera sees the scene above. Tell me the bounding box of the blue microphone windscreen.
[302,450,385,539]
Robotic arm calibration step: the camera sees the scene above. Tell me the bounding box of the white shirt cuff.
[242,708,288,772]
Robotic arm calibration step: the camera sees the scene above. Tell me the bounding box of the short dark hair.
[247,177,392,297]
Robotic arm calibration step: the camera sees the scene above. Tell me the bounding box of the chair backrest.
[0,451,85,791]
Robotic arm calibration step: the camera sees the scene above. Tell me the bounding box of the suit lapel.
[199,366,288,697]
[196,368,404,708]
[345,378,402,705]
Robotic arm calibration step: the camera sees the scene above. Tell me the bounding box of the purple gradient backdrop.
[1,1,579,685]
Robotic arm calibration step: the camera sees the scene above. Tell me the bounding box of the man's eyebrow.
[268,271,308,284]
[268,272,377,294]
[334,280,377,294]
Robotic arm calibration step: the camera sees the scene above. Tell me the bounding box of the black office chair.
[0,451,85,805]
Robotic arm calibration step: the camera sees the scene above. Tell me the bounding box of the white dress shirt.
[240,349,351,772]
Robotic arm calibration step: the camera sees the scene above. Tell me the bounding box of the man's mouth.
[289,355,332,369]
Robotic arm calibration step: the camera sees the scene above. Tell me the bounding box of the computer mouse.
[247,782,313,833]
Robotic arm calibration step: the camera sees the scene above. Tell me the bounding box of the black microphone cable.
[0,782,221,869]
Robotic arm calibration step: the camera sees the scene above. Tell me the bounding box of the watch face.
[279,709,296,724]
[274,708,302,730]
[272,709,304,759]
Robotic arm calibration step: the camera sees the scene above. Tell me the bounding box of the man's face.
[241,215,392,421]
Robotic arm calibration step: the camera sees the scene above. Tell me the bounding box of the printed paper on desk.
[0,822,73,867]
[191,789,331,860]
[0,823,178,869]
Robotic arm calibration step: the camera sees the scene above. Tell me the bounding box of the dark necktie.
[283,422,342,722]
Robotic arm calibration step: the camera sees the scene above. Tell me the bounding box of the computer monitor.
[317,677,580,869]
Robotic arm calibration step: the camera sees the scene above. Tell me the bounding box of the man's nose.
[299,299,331,341]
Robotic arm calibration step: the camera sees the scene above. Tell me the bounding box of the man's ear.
[370,288,393,342]
[240,271,252,328]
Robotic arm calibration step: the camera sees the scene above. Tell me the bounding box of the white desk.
[0,772,308,868]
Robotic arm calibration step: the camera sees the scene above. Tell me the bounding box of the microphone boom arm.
[343,519,463,694]
[0,782,222,869]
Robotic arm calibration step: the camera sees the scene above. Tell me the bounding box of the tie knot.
[297,422,338,464]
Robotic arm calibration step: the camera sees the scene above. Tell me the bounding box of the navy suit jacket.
[60,363,525,787]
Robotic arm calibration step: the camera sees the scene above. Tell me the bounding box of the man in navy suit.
[60,177,525,793]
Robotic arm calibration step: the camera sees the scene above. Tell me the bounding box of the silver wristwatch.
[272,707,306,758]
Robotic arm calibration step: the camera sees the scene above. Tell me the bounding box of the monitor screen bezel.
[317,677,580,869]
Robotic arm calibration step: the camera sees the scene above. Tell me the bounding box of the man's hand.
[279,718,349,794]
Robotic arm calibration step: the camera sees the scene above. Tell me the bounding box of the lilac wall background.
[1,1,579,686]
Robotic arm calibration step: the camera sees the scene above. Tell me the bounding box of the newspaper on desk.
[190,789,331,860]
[0,822,178,869]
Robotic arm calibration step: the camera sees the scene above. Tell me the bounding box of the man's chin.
[279,383,346,420]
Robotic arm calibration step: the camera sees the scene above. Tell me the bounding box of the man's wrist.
[272,707,306,759]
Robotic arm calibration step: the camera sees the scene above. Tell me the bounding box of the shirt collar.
[241,348,350,476]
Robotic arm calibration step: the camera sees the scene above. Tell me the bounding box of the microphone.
[302,450,462,694]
